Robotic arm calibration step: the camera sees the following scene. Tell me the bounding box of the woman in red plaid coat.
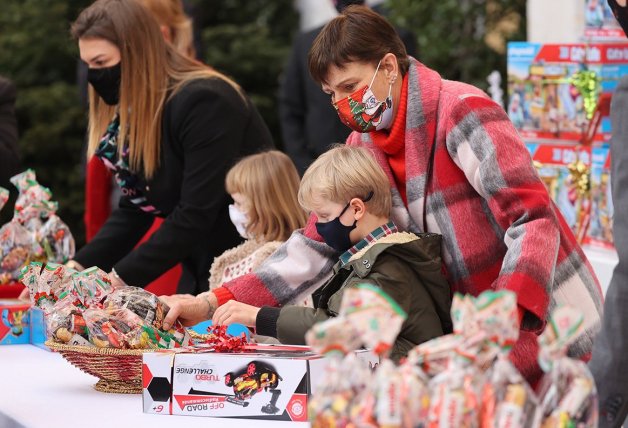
[164,5,603,385]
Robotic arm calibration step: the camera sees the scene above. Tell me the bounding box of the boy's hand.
[212,300,260,328]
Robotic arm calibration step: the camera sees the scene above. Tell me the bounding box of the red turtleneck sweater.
[371,73,409,205]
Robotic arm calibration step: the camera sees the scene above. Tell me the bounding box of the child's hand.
[212,300,260,328]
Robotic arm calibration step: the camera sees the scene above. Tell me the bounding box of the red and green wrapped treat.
[306,284,409,428]
[536,306,598,428]
[69,266,113,307]
[36,200,75,264]
[1,218,32,284]
[10,170,52,227]
[478,291,539,428]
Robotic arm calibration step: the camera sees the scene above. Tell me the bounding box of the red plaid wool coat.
[216,58,603,384]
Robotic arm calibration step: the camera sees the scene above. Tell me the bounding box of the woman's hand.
[108,273,127,289]
[212,300,260,328]
[162,293,217,330]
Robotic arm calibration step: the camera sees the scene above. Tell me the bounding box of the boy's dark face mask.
[315,191,373,253]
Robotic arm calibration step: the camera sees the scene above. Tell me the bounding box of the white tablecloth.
[0,345,309,428]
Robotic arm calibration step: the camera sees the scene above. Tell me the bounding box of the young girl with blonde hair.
[68,0,273,295]
[207,150,308,289]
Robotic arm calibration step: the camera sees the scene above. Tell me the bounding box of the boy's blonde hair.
[299,145,391,218]
[226,150,308,242]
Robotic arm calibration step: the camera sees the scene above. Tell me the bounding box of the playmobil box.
[585,144,614,249]
[0,300,30,345]
[143,344,378,421]
[584,0,626,40]
[507,42,628,143]
[526,142,593,240]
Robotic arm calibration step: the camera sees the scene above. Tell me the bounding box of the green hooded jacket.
[256,232,453,361]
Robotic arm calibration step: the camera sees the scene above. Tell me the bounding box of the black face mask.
[87,62,121,106]
[315,192,373,253]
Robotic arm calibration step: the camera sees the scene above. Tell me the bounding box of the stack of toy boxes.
[507,36,628,249]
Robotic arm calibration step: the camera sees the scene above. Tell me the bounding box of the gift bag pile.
[20,262,190,350]
[306,286,597,428]
[0,170,75,284]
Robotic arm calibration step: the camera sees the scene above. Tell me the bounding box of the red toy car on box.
[224,361,282,413]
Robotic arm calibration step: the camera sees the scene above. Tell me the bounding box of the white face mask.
[229,204,250,239]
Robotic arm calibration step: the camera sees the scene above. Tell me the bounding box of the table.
[0,345,309,428]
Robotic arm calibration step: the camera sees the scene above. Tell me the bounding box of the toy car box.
[143,344,378,422]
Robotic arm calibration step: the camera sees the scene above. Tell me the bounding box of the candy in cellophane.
[10,170,52,226]
[536,306,598,428]
[307,284,409,428]
[69,266,113,308]
[103,287,191,348]
[421,291,523,428]
[339,283,407,358]
[308,353,374,428]
[46,299,90,346]
[103,287,169,330]
[477,291,540,428]
[20,261,191,349]
[0,216,32,284]
[37,200,75,264]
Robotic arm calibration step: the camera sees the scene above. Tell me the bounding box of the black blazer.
[74,78,274,294]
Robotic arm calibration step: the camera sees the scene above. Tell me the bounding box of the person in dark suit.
[278,0,416,175]
[0,76,20,190]
[589,1,628,427]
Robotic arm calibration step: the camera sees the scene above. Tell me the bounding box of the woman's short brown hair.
[308,5,409,85]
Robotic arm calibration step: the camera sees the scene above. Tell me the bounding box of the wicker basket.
[45,340,155,394]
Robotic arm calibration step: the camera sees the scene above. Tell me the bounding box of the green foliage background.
[0,0,525,248]
[388,0,526,89]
